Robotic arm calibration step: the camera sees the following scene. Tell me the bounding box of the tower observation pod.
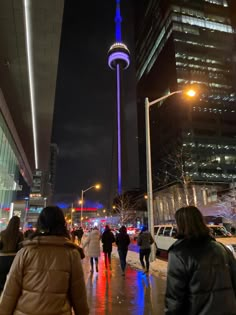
[108,0,130,195]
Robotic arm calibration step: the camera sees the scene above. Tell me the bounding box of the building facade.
[0,0,64,228]
[135,0,236,202]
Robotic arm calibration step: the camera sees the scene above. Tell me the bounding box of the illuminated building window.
[174,38,215,49]
[204,0,228,7]
[173,14,233,33]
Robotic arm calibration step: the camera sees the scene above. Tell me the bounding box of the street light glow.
[80,183,101,227]
[185,89,196,97]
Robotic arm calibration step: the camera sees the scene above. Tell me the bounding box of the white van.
[154,225,177,255]
[154,224,236,258]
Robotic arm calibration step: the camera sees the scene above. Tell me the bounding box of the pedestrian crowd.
[0,205,235,315]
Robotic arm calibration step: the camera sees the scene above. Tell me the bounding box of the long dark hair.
[1,216,21,245]
[5,216,20,234]
[175,206,210,239]
[31,206,69,239]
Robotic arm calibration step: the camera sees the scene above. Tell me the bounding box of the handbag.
[78,246,85,259]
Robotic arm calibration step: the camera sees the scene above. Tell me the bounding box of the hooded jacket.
[116,231,130,251]
[102,229,115,253]
[0,235,89,315]
[165,236,236,315]
[137,230,154,250]
[83,229,101,257]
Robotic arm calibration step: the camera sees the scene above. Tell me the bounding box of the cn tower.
[108,0,130,195]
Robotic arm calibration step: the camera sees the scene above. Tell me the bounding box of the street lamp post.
[145,89,196,261]
[80,184,100,227]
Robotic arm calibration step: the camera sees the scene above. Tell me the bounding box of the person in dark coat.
[165,206,236,315]
[137,225,154,274]
[73,227,84,245]
[116,226,130,275]
[102,225,115,270]
[0,216,23,290]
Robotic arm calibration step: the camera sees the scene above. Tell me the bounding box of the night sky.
[52,0,139,208]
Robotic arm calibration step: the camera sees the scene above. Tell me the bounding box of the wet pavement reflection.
[82,254,166,315]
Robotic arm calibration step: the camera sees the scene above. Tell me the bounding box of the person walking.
[0,206,89,315]
[102,225,115,270]
[137,225,154,274]
[116,225,130,275]
[83,226,100,272]
[76,226,84,245]
[0,215,23,291]
[71,226,84,245]
[165,206,236,315]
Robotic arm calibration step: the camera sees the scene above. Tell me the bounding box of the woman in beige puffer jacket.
[83,227,101,272]
[0,206,89,315]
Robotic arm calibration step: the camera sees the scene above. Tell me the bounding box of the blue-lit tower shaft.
[108,0,130,195]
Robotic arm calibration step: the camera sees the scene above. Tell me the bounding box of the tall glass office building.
[0,111,22,213]
[0,1,64,228]
[0,91,32,227]
[135,0,236,194]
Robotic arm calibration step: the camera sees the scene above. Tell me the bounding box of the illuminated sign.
[30,193,42,199]
[28,206,43,214]
[74,207,97,212]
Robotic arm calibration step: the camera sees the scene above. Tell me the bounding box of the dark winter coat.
[137,230,154,250]
[0,230,23,290]
[116,232,130,251]
[165,236,236,315]
[102,230,115,253]
[74,228,84,239]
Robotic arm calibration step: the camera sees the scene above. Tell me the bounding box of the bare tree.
[113,193,137,225]
[154,145,196,206]
[215,190,236,223]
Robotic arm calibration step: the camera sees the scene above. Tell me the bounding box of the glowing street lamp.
[186,89,196,97]
[145,88,197,260]
[80,184,101,227]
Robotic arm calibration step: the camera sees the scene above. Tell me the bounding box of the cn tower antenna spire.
[108,0,130,196]
[115,0,122,42]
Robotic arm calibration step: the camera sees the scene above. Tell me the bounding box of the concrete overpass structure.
[0,0,64,221]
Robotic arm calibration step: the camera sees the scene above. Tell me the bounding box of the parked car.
[154,224,236,258]
[127,227,141,240]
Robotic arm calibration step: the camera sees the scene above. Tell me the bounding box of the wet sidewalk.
[81,252,166,315]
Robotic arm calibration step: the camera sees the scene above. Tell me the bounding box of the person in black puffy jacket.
[165,206,236,315]
[102,225,115,270]
[137,226,154,274]
[116,226,130,275]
